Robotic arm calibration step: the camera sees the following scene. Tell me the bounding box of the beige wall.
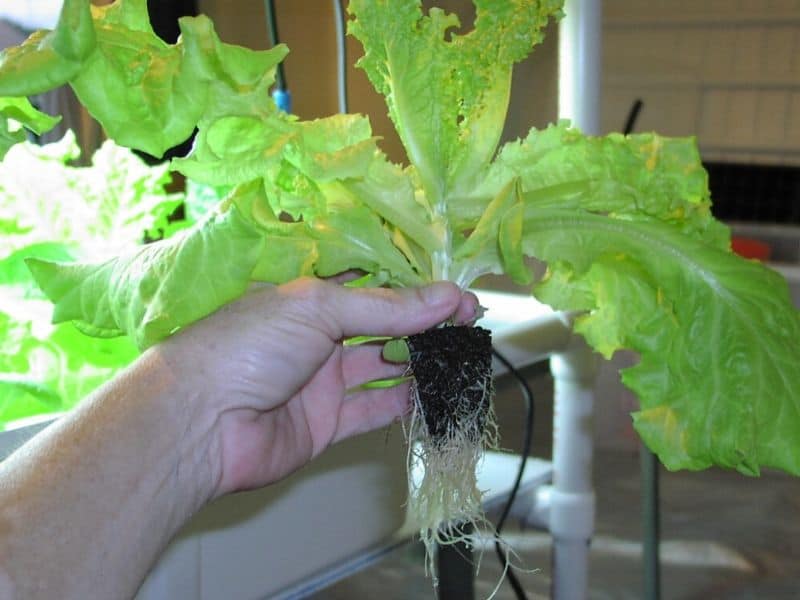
[197,0,558,164]
[603,0,800,165]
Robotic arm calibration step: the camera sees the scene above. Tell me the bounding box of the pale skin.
[0,277,478,600]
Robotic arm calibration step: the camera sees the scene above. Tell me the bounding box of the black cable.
[622,99,643,136]
[264,0,287,91]
[491,347,535,600]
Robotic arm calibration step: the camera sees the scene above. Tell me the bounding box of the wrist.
[0,346,225,599]
[129,346,224,514]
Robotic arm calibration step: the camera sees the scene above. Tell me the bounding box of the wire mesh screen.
[706,162,800,224]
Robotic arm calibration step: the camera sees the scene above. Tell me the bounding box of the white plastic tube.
[552,3,602,597]
[491,312,574,374]
[559,0,603,135]
[549,340,598,600]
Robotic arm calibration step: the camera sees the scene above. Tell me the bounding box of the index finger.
[280,278,474,340]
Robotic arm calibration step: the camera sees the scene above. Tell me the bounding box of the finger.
[333,384,411,444]
[283,278,464,339]
[341,344,406,390]
[453,290,480,325]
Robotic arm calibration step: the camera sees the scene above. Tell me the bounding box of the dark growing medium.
[406,325,494,444]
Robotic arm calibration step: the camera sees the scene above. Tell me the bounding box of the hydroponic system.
[1,0,799,596]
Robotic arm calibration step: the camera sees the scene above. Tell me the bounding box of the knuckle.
[281,277,342,337]
[285,276,327,305]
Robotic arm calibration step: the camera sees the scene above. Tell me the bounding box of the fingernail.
[474,304,488,321]
[456,301,484,325]
[421,282,455,305]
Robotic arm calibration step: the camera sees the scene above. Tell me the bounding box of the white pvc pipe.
[553,4,602,597]
[549,340,598,600]
[551,346,596,493]
[559,0,603,135]
[491,312,574,375]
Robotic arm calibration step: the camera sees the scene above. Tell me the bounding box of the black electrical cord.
[491,347,535,600]
[622,99,643,137]
[264,0,287,91]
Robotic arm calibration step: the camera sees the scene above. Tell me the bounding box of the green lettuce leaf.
[349,0,563,208]
[454,121,729,246]
[27,201,264,349]
[328,153,443,257]
[0,0,95,97]
[311,205,424,286]
[0,243,75,289]
[73,6,288,157]
[228,180,318,282]
[0,97,61,159]
[238,175,425,287]
[452,179,530,287]
[527,209,800,476]
[168,14,290,169]
[0,0,287,158]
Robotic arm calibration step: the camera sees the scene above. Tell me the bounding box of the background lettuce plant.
[1,0,799,481]
[0,131,189,428]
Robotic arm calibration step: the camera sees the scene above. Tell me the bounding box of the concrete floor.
[313,368,800,599]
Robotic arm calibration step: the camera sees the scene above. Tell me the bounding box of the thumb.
[285,279,465,339]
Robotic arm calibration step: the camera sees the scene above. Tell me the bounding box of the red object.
[731,236,771,261]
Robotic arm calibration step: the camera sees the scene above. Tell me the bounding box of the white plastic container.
[137,427,407,600]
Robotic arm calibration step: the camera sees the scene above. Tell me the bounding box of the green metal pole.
[641,446,661,600]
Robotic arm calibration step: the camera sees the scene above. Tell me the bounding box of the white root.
[402,373,499,586]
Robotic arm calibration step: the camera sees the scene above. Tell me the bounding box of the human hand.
[154,277,478,498]
[0,278,476,600]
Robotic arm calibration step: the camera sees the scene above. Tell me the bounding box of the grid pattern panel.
[603,0,800,167]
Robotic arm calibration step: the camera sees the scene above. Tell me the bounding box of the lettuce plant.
[2,0,799,569]
[0,132,186,428]
[0,97,60,159]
